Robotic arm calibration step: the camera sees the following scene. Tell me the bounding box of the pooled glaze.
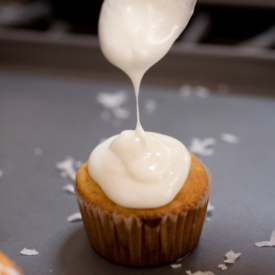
[88,0,196,208]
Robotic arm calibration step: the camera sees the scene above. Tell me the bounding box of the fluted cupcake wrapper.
[75,166,212,267]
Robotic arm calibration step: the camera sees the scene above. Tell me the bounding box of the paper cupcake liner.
[75,164,212,267]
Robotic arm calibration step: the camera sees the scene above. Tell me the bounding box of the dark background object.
[49,0,103,34]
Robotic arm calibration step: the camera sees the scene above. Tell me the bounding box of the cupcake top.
[89,0,197,209]
[79,154,209,218]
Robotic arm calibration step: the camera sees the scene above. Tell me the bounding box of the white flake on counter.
[20,248,39,256]
[218,264,227,271]
[220,133,240,144]
[144,99,157,114]
[112,107,130,120]
[186,271,214,275]
[171,264,182,269]
[56,156,76,181]
[189,138,216,156]
[0,170,3,177]
[271,230,275,245]
[207,202,215,212]
[255,230,275,247]
[62,184,75,194]
[179,85,192,98]
[75,161,83,169]
[96,90,127,109]
[255,241,273,247]
[206,217,211,222]
[67,212,82,222]
[195,86,210,98]
[224,250,241,263]
[34,147,42,156]
[101,110,112,121]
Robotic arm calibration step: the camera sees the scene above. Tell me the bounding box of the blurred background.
[1,2,275,274]
[0,0,275,96]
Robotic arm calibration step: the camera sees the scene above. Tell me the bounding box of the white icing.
[89,0,196,208]
[88,133,190,208]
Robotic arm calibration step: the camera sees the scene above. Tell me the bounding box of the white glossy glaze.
[88,0,196,208]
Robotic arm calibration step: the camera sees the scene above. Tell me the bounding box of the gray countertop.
[0,71,274,274]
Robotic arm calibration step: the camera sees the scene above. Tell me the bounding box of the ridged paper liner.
[75,164,212,267]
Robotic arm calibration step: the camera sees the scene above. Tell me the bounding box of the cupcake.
[75,154,211,267]
[0,251,22,275]
[75,0,210,267]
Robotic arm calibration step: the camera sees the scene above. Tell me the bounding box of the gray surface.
[0,71,275,274]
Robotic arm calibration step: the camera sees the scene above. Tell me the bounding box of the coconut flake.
[220,133,240,144]
[144,99,157,114]
[62,184,75,194]
[224,250,241,263]
[56,156,76,181]
[0,170,3,177]
[218,264,227,271]
[207,201,215,212]
[67,212,82,222]
[206,217,211,222]
[195,86,210,98]
[34,147,42,156]
[20,248,39,256]
[179,85,193,98]
[189,138,216,156]
[171,264,182,269]
[96,90,127,109]
[112,107,130,120]
[255,230,275,247]
[254,242,272,247]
